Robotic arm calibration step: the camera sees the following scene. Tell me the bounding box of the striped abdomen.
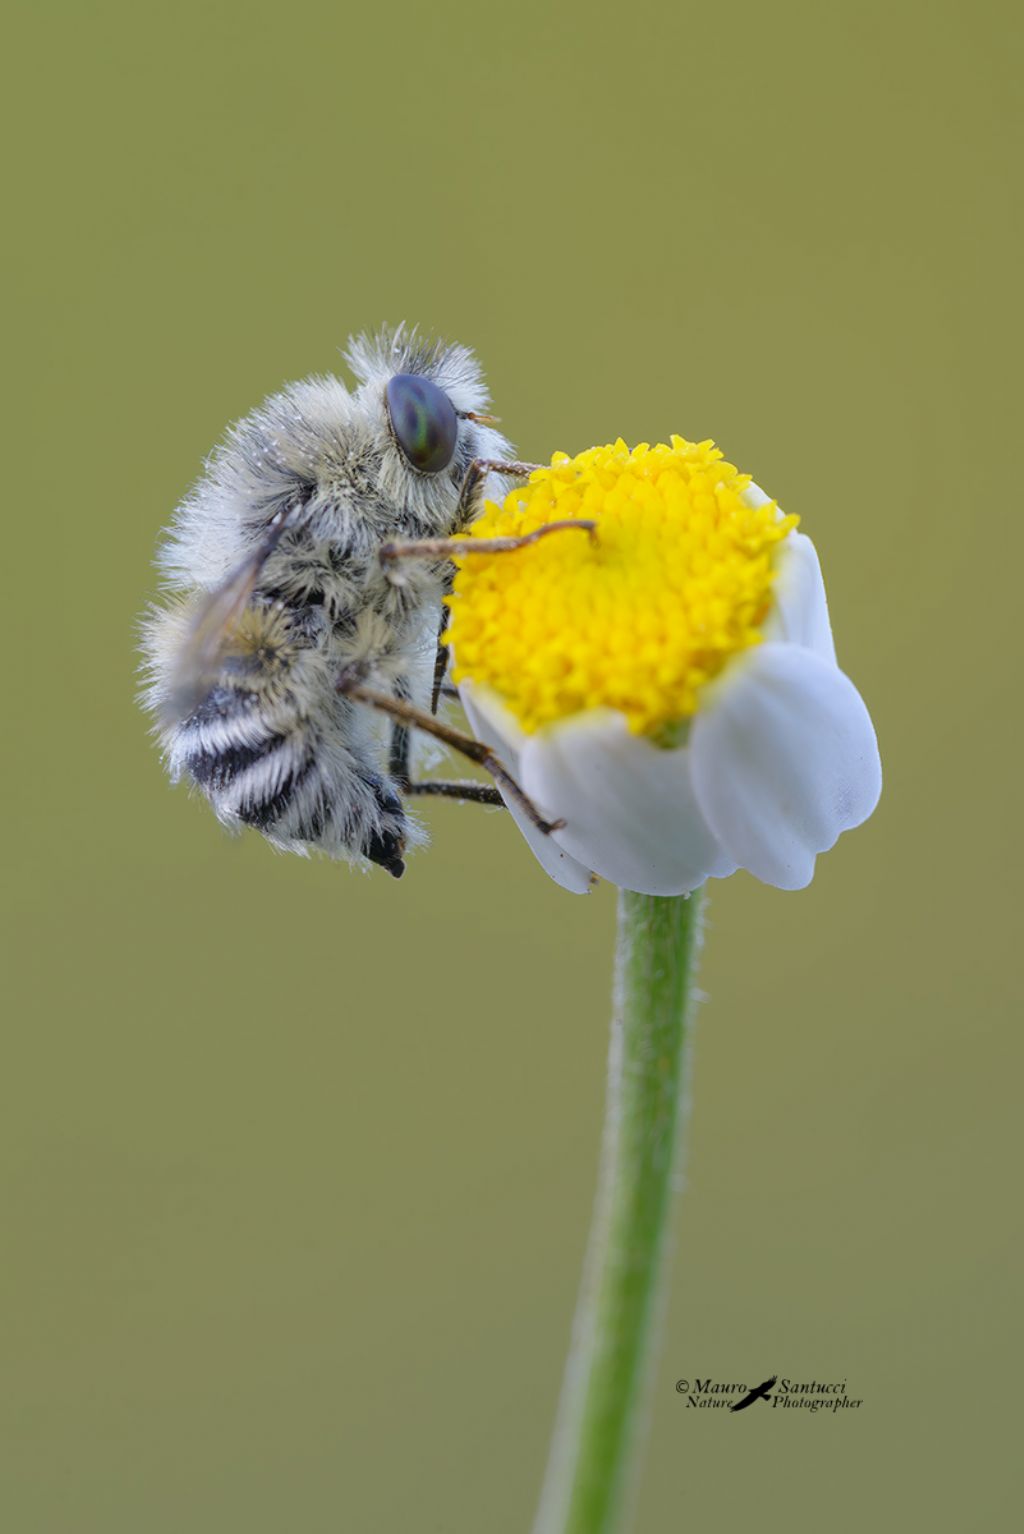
[175,682,408,876]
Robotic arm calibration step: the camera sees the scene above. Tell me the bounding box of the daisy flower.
[445,437,881,895]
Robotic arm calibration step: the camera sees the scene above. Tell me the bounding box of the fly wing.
[160,507,299,725]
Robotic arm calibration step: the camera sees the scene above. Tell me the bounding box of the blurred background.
[3,1,1019,1529]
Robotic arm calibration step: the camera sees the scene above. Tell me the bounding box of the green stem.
[533,887,705,1534]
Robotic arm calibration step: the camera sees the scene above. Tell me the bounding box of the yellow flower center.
[446,437,798,737]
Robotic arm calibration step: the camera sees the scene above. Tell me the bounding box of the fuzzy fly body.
[141,327,516,878]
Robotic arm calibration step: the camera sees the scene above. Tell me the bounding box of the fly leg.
[337,671,562,836]
[431,605,451,715]
[403,781,503,807]
[379,515,596,710]
[378,518,596,567]
[379,455,595,568]
[453,456,543,530]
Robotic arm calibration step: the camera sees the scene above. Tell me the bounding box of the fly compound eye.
[385,374,459,475]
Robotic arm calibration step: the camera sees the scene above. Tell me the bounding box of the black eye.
[385,373,459,475]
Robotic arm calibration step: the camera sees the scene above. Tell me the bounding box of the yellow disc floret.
[445,437,798,737]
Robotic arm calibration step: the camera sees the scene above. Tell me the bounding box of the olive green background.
[4,1,1019,1529]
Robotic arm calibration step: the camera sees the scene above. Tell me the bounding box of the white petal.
[519,710,736,897]
[691,643,881,890]
[457,679,529,758]
[765,531,837,665]
[742,483,837,663]
[741,480,774,511]
[458,682,594,894]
